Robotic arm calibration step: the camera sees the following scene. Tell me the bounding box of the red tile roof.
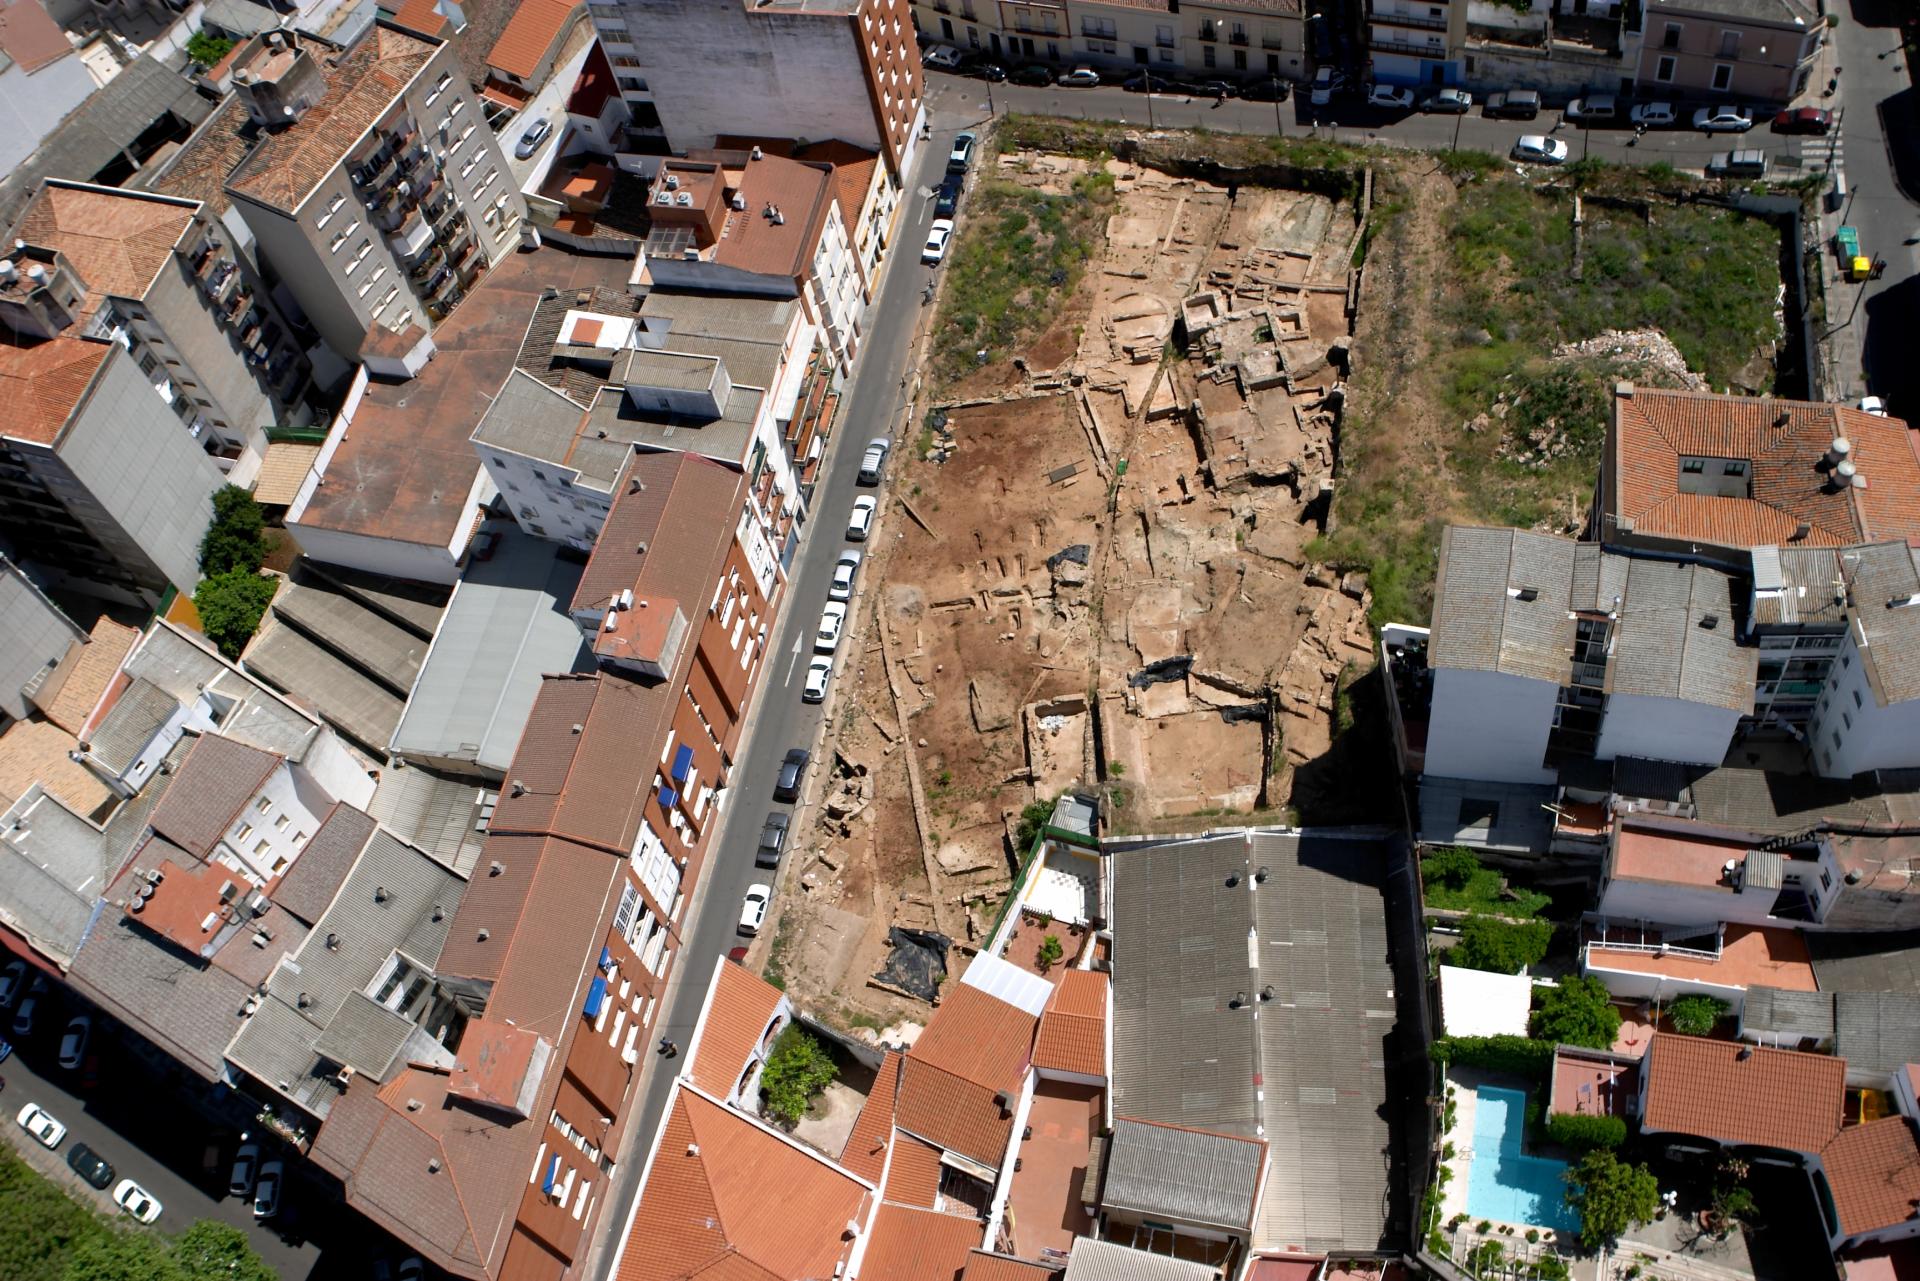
[841,1050,900,1181]
[147,733,282,860]
[37,616,138,734]
[879,1132,945,1209]
[688,149,836,282]
[613,1087,871,1281]
[0,337,109,446]
[1608,387,1920,552]
[1640,1033,1845,1153]
[712,136,880,249]
[1824,1117,1920,1237]
[859,1203,984,1281]
[687,960,784,1099]
[895,985,1037,1169]
[571,451,745,617]
[486,0,578,81]
[1033,969,1107,1078]
[13,183,198,319]
[388,0,448,38]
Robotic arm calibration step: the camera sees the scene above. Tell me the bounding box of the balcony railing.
[1198,22,1217,40]
[1261,35,1285,49]
[1368,34,1448,56]
[1228,30,1248,44]
[1371,9,1449,30]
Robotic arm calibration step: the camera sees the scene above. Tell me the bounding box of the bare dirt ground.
[769,144,1381,1033]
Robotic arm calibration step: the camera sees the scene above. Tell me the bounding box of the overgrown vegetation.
[1666,993,1731,1037]
[0,1147,274,1281]
[1014,797,1056,851]
[1545,1111,1627,1151]
[185,31,235,69]
[1429,1033,1555,1077]
[1449,915,1553,975]
[1564,1150,1660,1250]
[760,1025,837,1125]
[1421,846,1550,918]
[1531,976,1622,1050]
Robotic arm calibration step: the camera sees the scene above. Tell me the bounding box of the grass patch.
[1421,846,1551,917]
[930,169,1115,385]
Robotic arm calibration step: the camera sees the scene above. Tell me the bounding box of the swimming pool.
[1465,1084,1581,1234]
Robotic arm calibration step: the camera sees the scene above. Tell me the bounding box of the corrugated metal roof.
[1835,992,1920,1079]
[1104,1117,1263,1230]
[86,677,178,774]
[1741,987,1835,1042]
[1061,1238,1219,1281]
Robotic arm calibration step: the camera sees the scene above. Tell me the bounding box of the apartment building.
[591,0,924,183]
[471,283,813,562]
[916,0,1307,84]
[0,276,225,603]
[1635,0,1822,104]
[10,179,311,480]
[218,23,528,360]
[0,0,102,178]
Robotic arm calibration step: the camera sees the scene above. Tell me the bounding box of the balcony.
[1369,34,1449,56]
[1228,30,1248,45]
[1262,35,1285,49]
[1198,22,1218,40]
[1370,9,1449,30]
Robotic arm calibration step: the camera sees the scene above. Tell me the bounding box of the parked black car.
[1238,77,1291,102]
[959,54,1006,81]
[934,180,961,218]
[68,1143,114,1190]
[756,812,790,869]
[1008,63,1053,86]
[774,748,809,802]
[1482,89,1542,120]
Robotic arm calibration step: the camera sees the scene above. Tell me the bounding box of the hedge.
[1429,1034,1555,1078]
[1546,1111,1627,1150]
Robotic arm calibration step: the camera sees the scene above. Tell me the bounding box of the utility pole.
[1146,73,1155,129]
[1272,75,1284,135]
[1451,107,1463,153]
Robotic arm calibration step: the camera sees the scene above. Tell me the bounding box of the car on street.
[815,601,848,654]
[59,1015,89,1070]
[12,981,43,1036]
[802,656,833,704]
[947,132,976,173]
[1179,77,1237,99]
[775,748,810,801]
[922,44,963,70]
[738,884,772,935]
[1309,66,1342,107]
[1238,77,1289,102]
[1565,94,1616,124]
[67,1143,114,1189]
[1693,105,1754,132]
[933,180,961,219]
[1772,106,1833,135]
[726,945,749,964]
[114,1179,161,1224]
[921,219,954,266]
[1008,63,1052,86]
[857,437,890,485]
[1629,101,1677,127]
[1512,135,1570,165]
[253,1160,283,1220]
[960,56,1005,81]
[1706,147,1768,178]
[514,117,552,160]
[756,812,789,869]
[230,1141,260,1198]
[0,960,24,1008]
[1860,395,1889,417]
[1365,83,1415,110]
[847,496,877,541]
[17,1102,64,1148]
[1482,89,1540,120]
[1057,66,1101,87]
[1121,71,1161,93]
[829,550,863,601]
[1421,87,1471,114]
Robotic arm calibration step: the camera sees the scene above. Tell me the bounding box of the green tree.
[1014,797,1054,850]
[1531,975,1622,1050]
[761,1025,837,1125]
[1037,934,1063,972]
[1666,994,1730,1037]
[194,566,277,659]
[1449,915,1553,975]
[1422,845,1482,891]
[0,1147,100,1281]
[170,1222,278,1281]
[1564,1150,1660,1250]
[60,1233,184,1281]
[185,31,235,68]
[198,485,267,576]
[1545,1112,1627,1150]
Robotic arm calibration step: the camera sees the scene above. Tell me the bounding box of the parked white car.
[1629,102,1676,126]
[815,601,848,654]
[1512,135,1570,165]
[922,219,955,266]
[923,45,963,70]
[1309,66,1341,106]
[1859,396,1889,417]
[1365,83,1415,110]
[17,1102,65,1149]
[738,884,772,936]
[230,1141,260,1198]
[802,656,833,704]
[1693,105,1754,132]
[847,496,877,541]
[514,116,553,159]
[113,1179,162,1224]
[829,550,862,602]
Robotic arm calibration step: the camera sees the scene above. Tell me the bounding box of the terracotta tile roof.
[1824,1117,1920,1237]
[0,0,73,74]
[0,337,110,446]
[1034,969,1107,1078]
[145,95,254,218]
[389,0,449,38]
[895,985,1038,1167]
[37,617,138,735]
[1640,1032,1845,1153]
[859,1203,984,1281]
[880,1131,945,1209]
[963,1252,1061,1281]
[897,1058,1017,1171]
[0,716,114,818]
[713,136,879,245]
[226,27,439,214]
[687,959,784,1099]
[146,733,282,860]
[1608,387,1920,552]
[486,0,577,80]
[613,1086,871,1281]
[12,183,197,318]
[571,451,744,616]
[840,1050,901,1181]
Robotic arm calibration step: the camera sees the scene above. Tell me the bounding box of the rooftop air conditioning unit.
[675,192,692,206]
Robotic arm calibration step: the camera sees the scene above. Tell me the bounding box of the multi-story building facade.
[591,0,924,186]
[1634,0,1822,104]
[915,0,1307,84]
[218,23,528,360]
[9,180,312,482]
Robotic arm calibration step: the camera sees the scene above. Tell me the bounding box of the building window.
[255,796,272,814]
[1842,711,1852,731]
[253,838,271,857]
[1656,55,1676,82]
[1853,688,1863,709]
[234,823,253,843]
[614,882,639,940]
[1718,29,1740,58]
[1722,460,1746,476]
[1203,44,1216,67]
[1832,729,1842,750]
[425,71,452,106]
[1712,62,1733,91]
[274,814,291,831]
[1663,22,1682,49]
[1233,48,1246,69]
[315,193,346,229]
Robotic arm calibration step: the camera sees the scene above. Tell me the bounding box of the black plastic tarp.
[873,927,950,1001]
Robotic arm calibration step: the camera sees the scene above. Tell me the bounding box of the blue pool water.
[1465,1085,1581,1234]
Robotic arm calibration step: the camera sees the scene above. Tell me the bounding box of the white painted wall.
[1813,630,1920,778]
[1597,874,1791,931]
[1595,693,1739,768]
[1583,954,1750,1017]
[1425,667,1557,785]
[220,763,324,882]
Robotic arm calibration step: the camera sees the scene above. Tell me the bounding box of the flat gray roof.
[1834,991,1920,1079]
[1741,986,1835,1042]
[1062,1238,1219,1281]
[1810,932,1920,994]
[1109,828,1399,1254]
[388,528,590,775]
[1104,1117,1264,1231]
[1419,776,1556,853]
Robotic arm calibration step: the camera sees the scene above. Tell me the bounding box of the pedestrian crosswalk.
[1791,134,1845,172]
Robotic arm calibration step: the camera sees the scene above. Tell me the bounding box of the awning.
[541,1153,560,1194]
[659,783,678,810]
[582,975,608,1021]
[598,946,613,972]
[670,744,694,782]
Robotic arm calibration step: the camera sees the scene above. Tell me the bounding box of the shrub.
[1037,934,1063,972]
[198,485,267,576]
[1531,975,1622,1050]
[1430,1034,1555,1078]
[1667,994,1730,1037]
[194,568,276,660]
[760,1025,837,1125]
[1450,915,1553,974]
[1423,846,1482,891]
[1545,1111,1627,1150]
[1014,798,1055,851]
[1564,1150,1660,1250]
[185,31,236,68]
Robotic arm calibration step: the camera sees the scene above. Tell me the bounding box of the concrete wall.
[1634,8,1820,104]
[1584,953,1749,1017]
[0,50,99,179]
[1425,667,1557,785]
[1597,873,1795,931]
[1813,631,1920,778]
[476,440,609,553]
[0,562,84,722]
[148,249,280,456]
[1460,43,1628,99]
[1595,692,1739,768]
[58,345,227,595]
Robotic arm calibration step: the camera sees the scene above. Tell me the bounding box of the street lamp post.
[1451,107,1463,153]
[1146,73,1156,129]
[1271,75,1284,135]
